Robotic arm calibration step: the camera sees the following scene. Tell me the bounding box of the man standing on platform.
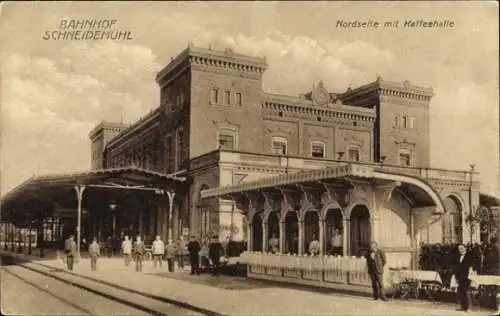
[187,235,201,275]
[165,239,177,272]
[209,235,223,276]
[88,238,100,271]
[176,236,187,270]
[454,244,478,312]
[366,241,388,301]
[121,235,132,266]
[64,235,77,271]
[133,235,145,272]
[152,235,165,268]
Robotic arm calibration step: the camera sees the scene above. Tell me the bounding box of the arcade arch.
[349,204,371,256]
[442,195,463,244]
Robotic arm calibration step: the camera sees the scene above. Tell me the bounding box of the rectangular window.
[236,93,242,106]
[225,91,231,105]
[409,117,415,129]
[402,115,408,128]
[176,130,184,169]
[399,153,411,167]
[394,115,400,128]
[272,140,287,155]
[348,148,360,162]
[218,134,234,150]
[166,136,174,173]
[211,88,219,104]
[311,142,325,158]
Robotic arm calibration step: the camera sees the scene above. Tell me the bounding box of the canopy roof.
[1,167,186,224]
[201,164,445,212]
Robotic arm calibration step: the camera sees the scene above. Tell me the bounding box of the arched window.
[311,141,326,158]
[442,196,463,244]
[271,136,288,155]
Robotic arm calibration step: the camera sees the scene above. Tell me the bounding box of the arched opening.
[325,208,343,255]
[350,205,371,257]
[251,213,263,252]
[304,211,319,255]
[442,195,463,244]
[267,212,280,253]
[284,211,298,254]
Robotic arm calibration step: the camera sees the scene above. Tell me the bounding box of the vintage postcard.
[0,1,499,315]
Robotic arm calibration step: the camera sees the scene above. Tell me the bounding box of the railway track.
[1,254,218,316]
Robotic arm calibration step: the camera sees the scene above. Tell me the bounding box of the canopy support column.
[166,191,175,242]
[10,224,15,252]
[319,218,325,255]
[279,220,284,254]
[298,220,304,255]
[28,221,32,255]
[343,218,349,256]
[74,185,86,257]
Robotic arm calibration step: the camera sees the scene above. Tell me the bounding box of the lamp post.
[468,164,475,243]
[109,202,117,238]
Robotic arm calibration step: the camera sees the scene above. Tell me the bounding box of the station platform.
[1,249,496,316]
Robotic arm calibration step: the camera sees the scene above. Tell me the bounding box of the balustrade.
[241,251,371,286]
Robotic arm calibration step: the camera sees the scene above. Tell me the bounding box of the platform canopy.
[201,164,445,213]
[1,166,186,224]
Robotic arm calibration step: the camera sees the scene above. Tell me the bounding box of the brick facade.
[88,44,481,244]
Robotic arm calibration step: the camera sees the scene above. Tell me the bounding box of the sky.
[0,1,498,197]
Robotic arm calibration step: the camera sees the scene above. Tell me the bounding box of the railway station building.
[2,44,498,274]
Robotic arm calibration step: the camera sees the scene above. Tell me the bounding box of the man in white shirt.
[268,233,279,254]
[152,235,165,268]
[331,228,343,256]
[121,235,132,266]
[308,234,320,256]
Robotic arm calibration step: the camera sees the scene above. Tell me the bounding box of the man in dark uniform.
[187,235,201,275]
[208,235,223,276]
[454,244,478,312]
[64,235,77,271]
[366,241,388,301]
[133,235,145,272]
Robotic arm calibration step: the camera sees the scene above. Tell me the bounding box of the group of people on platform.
[268,227,344,256]
[63,233,226,276]
[267,228,497,313]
